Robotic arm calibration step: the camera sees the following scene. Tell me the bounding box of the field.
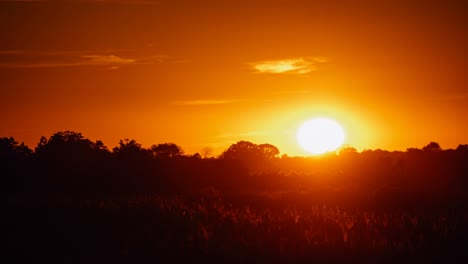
[6,192,468,263]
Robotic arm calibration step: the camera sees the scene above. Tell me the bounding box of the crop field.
[6,194,468,263]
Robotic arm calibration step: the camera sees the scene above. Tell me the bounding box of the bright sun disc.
[297,118,345,154]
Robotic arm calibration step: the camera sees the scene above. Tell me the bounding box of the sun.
[297,118,345,155]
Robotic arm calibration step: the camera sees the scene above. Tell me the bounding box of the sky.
[0,0,466,156]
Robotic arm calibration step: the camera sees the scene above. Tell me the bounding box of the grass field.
[6,193,468,263]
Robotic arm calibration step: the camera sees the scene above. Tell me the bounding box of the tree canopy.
[220,141,280,161]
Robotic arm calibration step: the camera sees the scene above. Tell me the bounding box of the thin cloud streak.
[251,57,327,75]
[0,49,173,69]
[0,0,42,2]
[77,0,158,4]
[0,54,136,68]
[0,0,157,4]
[81,55,136,65]
[0,49,130,55]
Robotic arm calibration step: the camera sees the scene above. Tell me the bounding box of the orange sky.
[0,0,466,156]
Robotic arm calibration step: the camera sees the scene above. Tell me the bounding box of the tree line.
[1,131,467,205]
[1,131,281,196]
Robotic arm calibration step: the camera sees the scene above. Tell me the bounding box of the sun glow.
[297,118,345,155]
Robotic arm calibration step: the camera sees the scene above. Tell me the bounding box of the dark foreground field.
[3,135,468,263]
[6,193,468,264]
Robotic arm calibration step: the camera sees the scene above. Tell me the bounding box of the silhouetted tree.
[422,142,442,152]
[150,143,184,159]
[111,139,153,193]
[406,147,422,154]
[0,137,32,161]
[32,131,111,195]
[93,140,109,152]
[456,144,468,154]
[35,131,108,162]
[339,145,358,155]
[220,141,260,160]
[113,139,151,160]
[220,141,280,169]
[191,153,202,159]
[1,137,32,193]
[201,147,213,159]
[258,143,280,159]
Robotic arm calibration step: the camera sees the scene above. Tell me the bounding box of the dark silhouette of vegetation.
[219,141,280,171]
[1,130,467,201]
[1,137,32,194]
[150,143,184,159]
[3,131,468,263]
[201,146,213,158]
[0,136,32,160]
[220,140,280,160]
[422,141,442,152]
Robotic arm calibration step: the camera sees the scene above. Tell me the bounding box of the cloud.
[95,0,157,3]
[0,54,135,68]
[0,0,42,2]
[0,49,169,69]
[81,55,136,65]
[76,0,158,4]
[0,50,28,55]
[0,0,157,3]
[251,57,327,74]
[0,49,128,55]
[174,99,240,106]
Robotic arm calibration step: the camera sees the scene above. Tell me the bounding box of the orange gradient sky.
[0,0,466,156]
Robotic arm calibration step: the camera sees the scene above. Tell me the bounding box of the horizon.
[3,130,466,157]
[1,0,466,156]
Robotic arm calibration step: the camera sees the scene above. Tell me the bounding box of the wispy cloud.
[0,49,168,69]
[174,99,241,106]
[0,50,27,55]
[79,0,158,4]
[0,54,135,68]
[81,54,136,65]
[0,0,157,4]
[0,49,129,55]
[251,57,327,75]
[0,0,42,2]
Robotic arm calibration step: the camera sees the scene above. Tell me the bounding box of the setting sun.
[297,118,345,155]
